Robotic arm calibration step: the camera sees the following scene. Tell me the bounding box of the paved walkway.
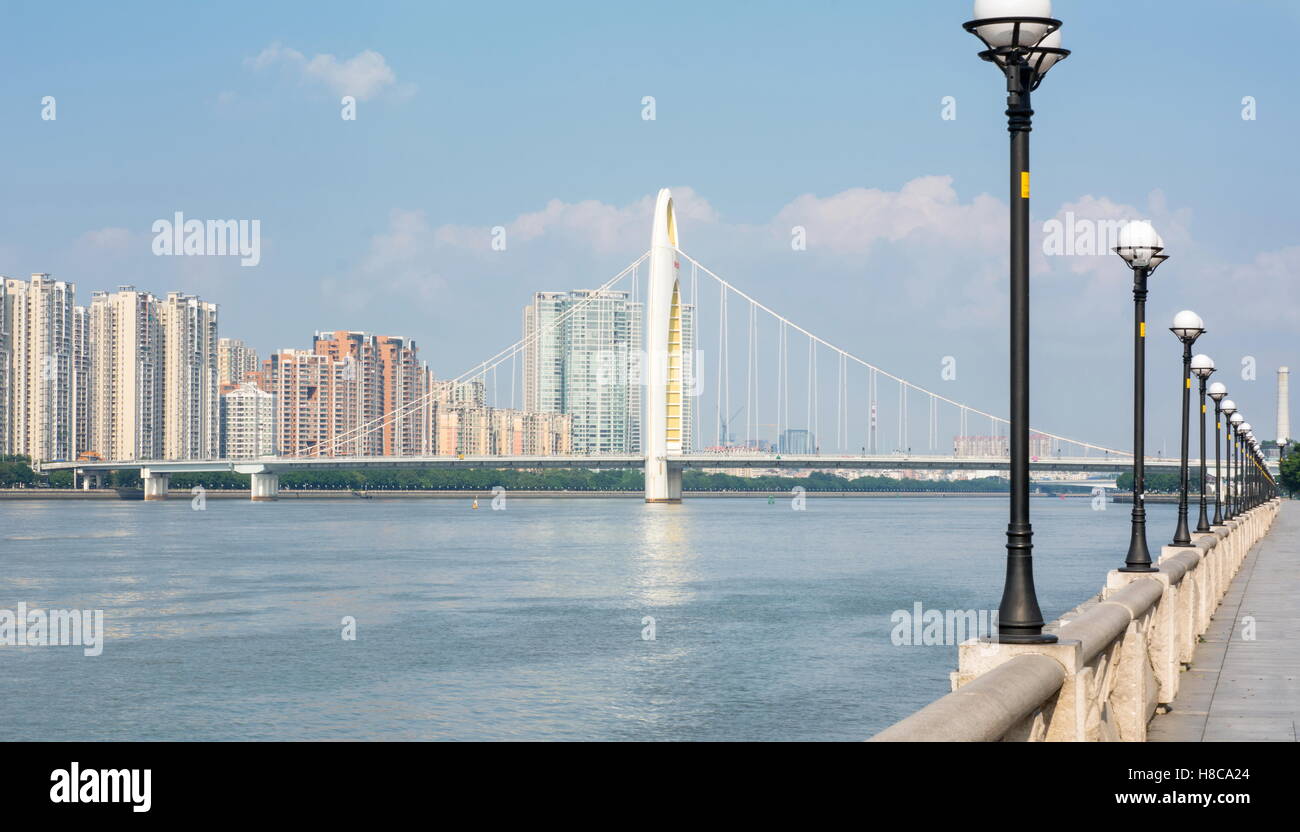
[1148,501,1300,742]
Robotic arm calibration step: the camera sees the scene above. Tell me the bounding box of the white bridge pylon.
[645,188,684,502]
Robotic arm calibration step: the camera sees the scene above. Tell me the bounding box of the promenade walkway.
[1148,500,1299,742]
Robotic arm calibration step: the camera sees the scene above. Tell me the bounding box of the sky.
[2,0,1297,451]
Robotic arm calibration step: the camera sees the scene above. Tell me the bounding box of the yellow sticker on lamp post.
[1021,172,1030,198]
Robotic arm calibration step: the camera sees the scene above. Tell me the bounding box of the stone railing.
[869,499,1281,742]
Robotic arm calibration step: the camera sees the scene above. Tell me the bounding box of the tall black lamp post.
[963,0,1069,644]
[1208,382,1227,525]
[1169,311,1205,546]
[1243,425,1255,510]
[1228,411,1244,517]
[1115,221,1167,571]
[1191,354,1216,533]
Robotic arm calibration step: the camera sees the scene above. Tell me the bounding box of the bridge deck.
[1148,500,1300,742]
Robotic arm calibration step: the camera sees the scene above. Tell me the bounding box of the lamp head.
[967,0,1055,49]
[1191,354,1216,379]
[1170,310,1205,343]
[1208,382,1227,402]
[1114,220,1164,270]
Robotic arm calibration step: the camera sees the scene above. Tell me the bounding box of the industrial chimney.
[1278,366,1291,445]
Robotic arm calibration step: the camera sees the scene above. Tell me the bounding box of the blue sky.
[2,0,1297,450]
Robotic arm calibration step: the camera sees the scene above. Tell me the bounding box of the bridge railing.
[869,499,1281,742]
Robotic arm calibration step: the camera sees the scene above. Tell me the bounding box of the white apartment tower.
[221,381,276,459]
[2,274,79,461]
[160,292,220,459]
[88,287,164,460]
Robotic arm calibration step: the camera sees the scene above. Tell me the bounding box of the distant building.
[264,331,433,457]
[428,380,572,456]
[88,287,164,460]
[221,382,275,459]
[954,433,1052,458]
[218,337,259,388]
[522,289,684,454]
[160,292,220,460]
[2,274,80,461]
[779,429,815,454]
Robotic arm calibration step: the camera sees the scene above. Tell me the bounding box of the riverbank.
[0,488,1092,500]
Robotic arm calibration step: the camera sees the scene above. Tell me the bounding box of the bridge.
[39,188,1249,502]
[43,452,1185,500]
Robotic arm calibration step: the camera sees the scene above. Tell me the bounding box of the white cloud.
[245,43,402,100]
[771,176,1004,255]
[76,227,133,250]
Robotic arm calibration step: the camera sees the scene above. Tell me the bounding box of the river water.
[0,495,1178,741]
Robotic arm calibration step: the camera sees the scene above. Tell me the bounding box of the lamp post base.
[994,632,1060,645]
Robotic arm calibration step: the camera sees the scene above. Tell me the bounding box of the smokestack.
[1278,366,1291,444]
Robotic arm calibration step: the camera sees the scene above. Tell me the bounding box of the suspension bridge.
[45,188,1179,501]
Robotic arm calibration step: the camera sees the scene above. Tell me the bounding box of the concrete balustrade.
[870,499,1281,742]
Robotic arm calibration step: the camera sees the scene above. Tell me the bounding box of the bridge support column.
[80,471,90,490]
[251,472,279,502]
[142,472,170,501]
[646,460,682,503]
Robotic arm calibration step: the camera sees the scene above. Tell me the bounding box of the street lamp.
[963,0,1069,644]
[1115,220,1167,572]
[1245,429,1257,508]
[1191,354,1216,532]
[1208,382,1227,525]
[1229,410,1244,517]
[1169,311,1205,545]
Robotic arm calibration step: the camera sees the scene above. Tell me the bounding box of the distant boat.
[472,499,479,510]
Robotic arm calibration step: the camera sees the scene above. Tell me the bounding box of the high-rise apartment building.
[220,381,276,459]
[374,335,426,456]
[265,349,354,457]
[160,292,219,459]
[88,287,164,460]
[2,274,79,461]
[72,305,89,456]
[523,289,691,454]
[0,282,9,455]
[218,337,259,389]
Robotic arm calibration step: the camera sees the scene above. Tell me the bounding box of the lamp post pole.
[1229,418,1244,516]
[1172,341,1195,544]
[1125,266,1153,568]
[1192,357,1215,533]
[1208,384,1226,526]
[1168,312,1203,546]
[1115,223,1164,571]
[963,8,1069,644]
